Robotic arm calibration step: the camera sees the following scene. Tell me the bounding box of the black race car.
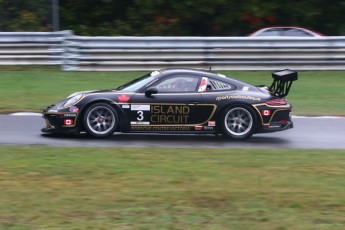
[42,68,297,140]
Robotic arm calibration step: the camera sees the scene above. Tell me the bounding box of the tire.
[83,103,118,138]
[220,105,256,140]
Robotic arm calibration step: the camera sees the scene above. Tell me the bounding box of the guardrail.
[1,31,345,71]
[62,35,345,71]
[0,31,71,65]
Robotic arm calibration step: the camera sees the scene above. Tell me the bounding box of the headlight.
[62,94,83,108]
[67,92,82,98]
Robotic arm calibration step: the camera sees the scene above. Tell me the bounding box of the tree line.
[0,0,344,36]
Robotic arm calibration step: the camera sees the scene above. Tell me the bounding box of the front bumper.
[42,110,80,134]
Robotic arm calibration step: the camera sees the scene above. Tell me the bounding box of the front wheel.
[221,105,256,140]
[83,103,118,138]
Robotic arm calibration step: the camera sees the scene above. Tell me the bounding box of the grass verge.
[1,146,345,229]
[0,67,344,115]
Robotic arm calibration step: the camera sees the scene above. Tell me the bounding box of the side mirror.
[145,87,158,97]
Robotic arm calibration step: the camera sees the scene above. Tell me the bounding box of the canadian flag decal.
[262,110,271,116]
[64,119,74,125]
[118,94,130,103]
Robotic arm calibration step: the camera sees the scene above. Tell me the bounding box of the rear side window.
[208,79,234,91]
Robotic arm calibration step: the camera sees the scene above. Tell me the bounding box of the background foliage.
[0,0,344,36]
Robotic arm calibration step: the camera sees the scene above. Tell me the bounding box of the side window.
[258,28,281,36]
[207,79,234,91]
[284,28,313,37]
[155,76,199,92]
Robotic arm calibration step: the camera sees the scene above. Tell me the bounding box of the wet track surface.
[1,114,345,149]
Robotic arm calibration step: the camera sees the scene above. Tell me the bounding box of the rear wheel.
[83,103,118,138]
[221,105,256,140]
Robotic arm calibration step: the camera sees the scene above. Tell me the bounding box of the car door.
[129,74,216,132]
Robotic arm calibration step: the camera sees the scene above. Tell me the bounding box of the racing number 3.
[137,110,144,121]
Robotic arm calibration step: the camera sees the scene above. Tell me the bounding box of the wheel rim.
[86,106,116,135]
[224,107,253,136]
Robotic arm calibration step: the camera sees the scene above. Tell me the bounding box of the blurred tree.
[60,0,133,35]
[0,0,51,31]
[237,0,345,35]
[0,0,344,35]
[112,0,250,36]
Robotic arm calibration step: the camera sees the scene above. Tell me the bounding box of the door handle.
[188,101,199,104]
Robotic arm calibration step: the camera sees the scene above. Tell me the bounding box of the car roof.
[159,68,213,75]
[158,68,231,79]
[249,26,323,37]
[157,68,251,88]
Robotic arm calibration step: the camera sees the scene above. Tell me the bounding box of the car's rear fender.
[217,102,261,133]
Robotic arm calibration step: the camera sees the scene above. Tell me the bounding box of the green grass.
[0,67,145,113]
[1,146,345,229]
[0,67,344,115]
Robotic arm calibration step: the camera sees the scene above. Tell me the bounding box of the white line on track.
[292,115,345,119]
[10,112,42,116]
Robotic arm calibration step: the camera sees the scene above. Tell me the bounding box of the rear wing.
[269,69,298,98]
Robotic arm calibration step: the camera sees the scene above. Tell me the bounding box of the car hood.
[67,89,114,98]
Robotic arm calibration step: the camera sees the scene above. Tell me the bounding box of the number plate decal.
[130,105,151,125]
[131,105,150,111]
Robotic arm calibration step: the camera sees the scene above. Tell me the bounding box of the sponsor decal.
[208,121,216,126]
[69,106,79,113]
[131,104,150,111]
[195,125,203,131]
[262,110,271,116]
[204,126,214,131]
[122,104,130,109]
[130,121,150,125]
[216,95,261,102]
[198,77,208,92]
[63,113,77,117]
[264,124,281,129]
[131,126,191,132]
[63,119,74,126]
[118,94,130,103]
[48,109,58,113]
[242,86,249,91]
[150,105,190,124]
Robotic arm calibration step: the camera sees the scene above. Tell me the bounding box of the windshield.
[116,71,160,92]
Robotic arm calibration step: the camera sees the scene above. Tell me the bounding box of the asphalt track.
[1,114,345,149]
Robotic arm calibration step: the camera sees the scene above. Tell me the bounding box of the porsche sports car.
[42,68,297,140]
